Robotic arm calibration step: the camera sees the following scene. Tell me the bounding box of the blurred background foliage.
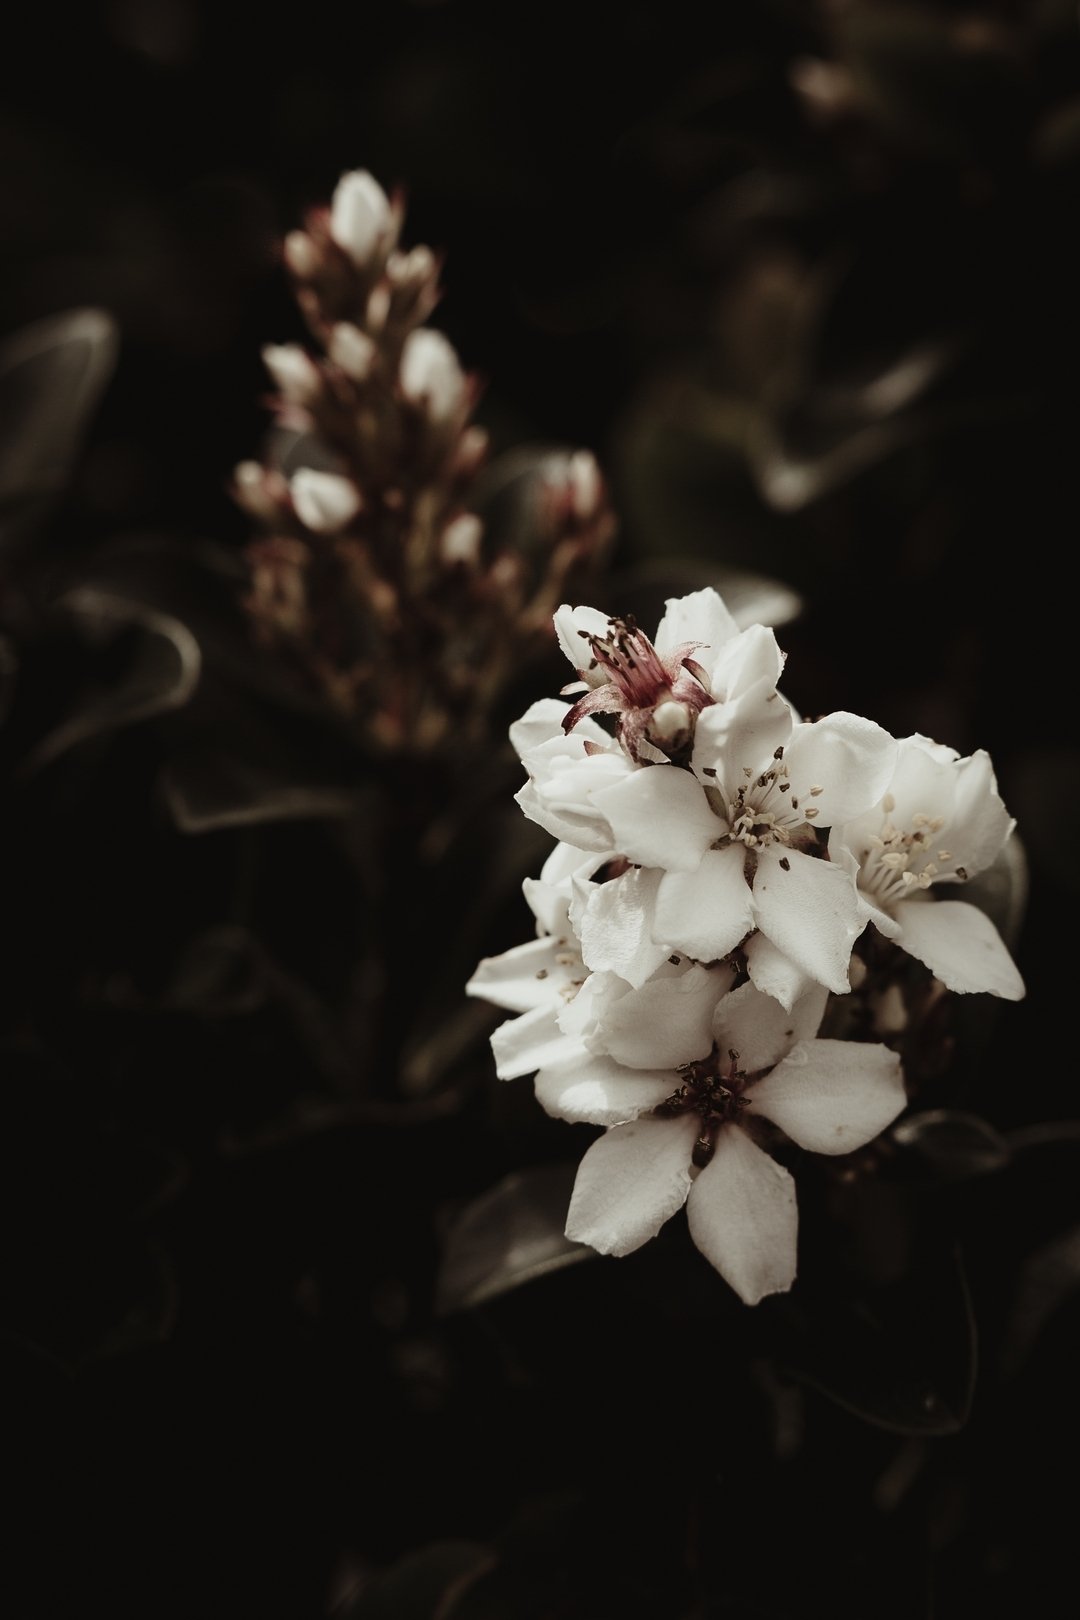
[2,1,1079,1615]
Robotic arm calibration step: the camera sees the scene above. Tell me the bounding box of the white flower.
[289,469,361,533]
[328,322,377,381]
[516,602,896,1000]
[831,734,1025,1000]
[541,979,906,1305]
[400,328,467,424]
[329,169,395,266]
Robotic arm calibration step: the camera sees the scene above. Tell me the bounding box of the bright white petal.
[466,936,569,1014]
[554,603,612,681]
[749,1039,907,1154]
[714,979,828,1074]
[509,698,576,756]
[947,750,1015,879]
[490,1005,584,1079]
[653,846,755,961]
[592,766,721,872]
[535,1054,674,1125]
[752,846,863,995]
[744,932,816,1011]
[893,898,1026,999]
[686,1126,798,1305]
[693,625,791,777]
[784,712,897,827]
[565,1114,698,1256]
[593,962,729,1069]
[653,587,740,662]
[576,866,670,989]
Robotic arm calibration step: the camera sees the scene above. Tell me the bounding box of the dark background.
[2,3,1079,1616]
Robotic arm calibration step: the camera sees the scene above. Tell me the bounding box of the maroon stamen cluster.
[561,613,714,763]
[654,1046,752,1167]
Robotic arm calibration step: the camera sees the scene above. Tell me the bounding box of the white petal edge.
[893,898,1026,999]
[749,1038,907,1154]
[685,1125,798,1305]
[565,1114,698,1256]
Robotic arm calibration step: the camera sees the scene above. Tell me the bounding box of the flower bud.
[329,322,377,382]
[647,700,694,753]
[567,450,602,520]
[262,343,321,406]
[440,512,483,567]
[283,230,320,279]
[329,170,392,267]
[290,469,362,533]
[400,328,466,424]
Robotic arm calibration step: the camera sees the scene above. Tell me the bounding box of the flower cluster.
[237,170,615,754]
[468,587,1024,1304]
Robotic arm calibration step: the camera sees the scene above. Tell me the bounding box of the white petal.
[784,712,898,827]
[510,697,583,756]
[652,846,754,961]
[516,740,633,853]
[594,962,728,1069]
[947,750,1015,879]
[653,587,740,662]
[693,625,791,777]
[576,866,670,989]
[749,1039,907,1154]
[466,936,570,1014]
[744,932,816,1011]
[490,1005,584,1079]
[751,846,863,995]
[565,1115,698,1256]
[525,846,604,935]
[686,1126,798,1305]
[535,1054,674,1125]
[713,979,828,1074]
[592,766,721,872]
[554,603,612,682]
[893,898,1026,999]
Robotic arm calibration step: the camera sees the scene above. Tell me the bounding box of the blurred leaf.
[773,1245,977,1435]
[436,1163,594,1315]
[1000,1223,1080,1378]
[160,685,357,831]
[336,1541,494,1620]
[892,1110,1011,1183]
[0,307,118,553]
[23,586,201,771]
[840,5,1025,161]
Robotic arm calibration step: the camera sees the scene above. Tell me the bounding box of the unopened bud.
[329,169,392,266]
[567,450,602,519]
[400,328,466,424]
[451,425,489,479]
[284,230,320,279]
[441,512,483,567]
[387,244,436,288]
[367,284,391,333]
[290,469,362,533]
[232,460,279,522]
[262,343,321,406]
[329,322,377,381]
[647,700,693,751]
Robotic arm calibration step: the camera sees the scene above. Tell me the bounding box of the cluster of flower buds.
[236,170,616,753]
[468,587,1024,1304]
